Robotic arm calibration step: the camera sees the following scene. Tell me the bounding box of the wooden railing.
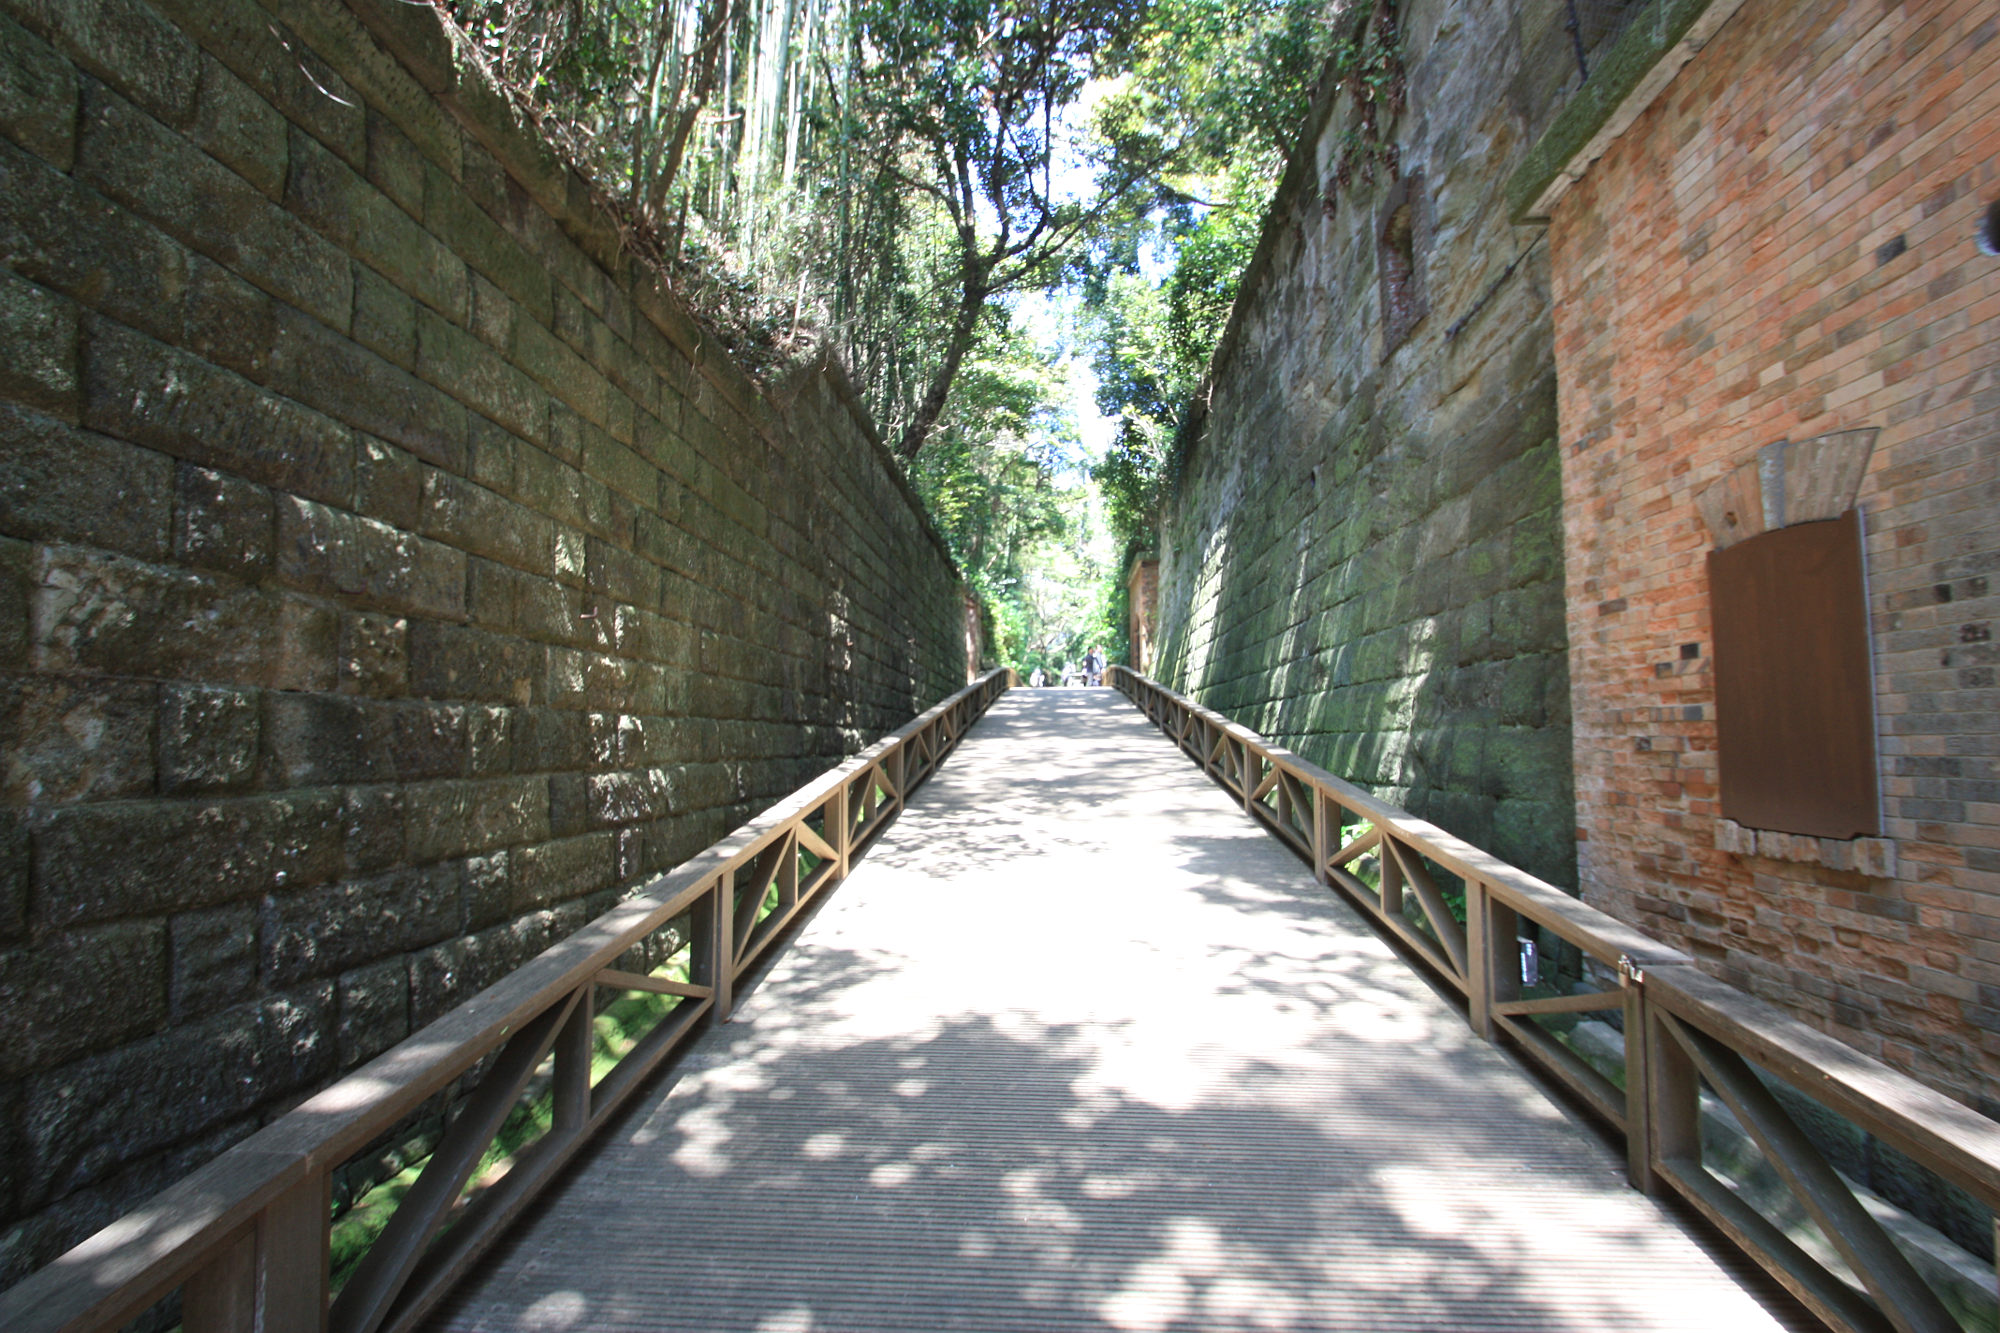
[0,669,1011,1333]
[1111,665,2000,1333]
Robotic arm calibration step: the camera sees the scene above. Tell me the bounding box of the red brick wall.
[1549,0,2000,1110]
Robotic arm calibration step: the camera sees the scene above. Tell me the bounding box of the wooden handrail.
[0,669,1012,1333]
[1108,664,2000,1333]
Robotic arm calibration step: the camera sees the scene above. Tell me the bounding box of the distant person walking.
[1029,666,1045,688]
[1085,645,1105,687]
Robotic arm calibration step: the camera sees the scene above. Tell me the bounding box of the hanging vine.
[1319,0,1405,214]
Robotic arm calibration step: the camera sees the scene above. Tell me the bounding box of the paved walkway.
[437,688,1810,1332]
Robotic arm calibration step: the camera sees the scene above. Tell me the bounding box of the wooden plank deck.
[435,687,1814,1332]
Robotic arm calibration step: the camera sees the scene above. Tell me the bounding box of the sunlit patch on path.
[437,690,1807,1332]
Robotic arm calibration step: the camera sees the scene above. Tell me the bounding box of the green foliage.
[1077,0,1338,550]
[905,313,1120,675]
[1319,1,1406,204]
[442,0,1341,662]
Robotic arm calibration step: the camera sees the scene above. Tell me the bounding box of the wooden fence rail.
[1110,665,2000,1333]
[0,670,1012,1333]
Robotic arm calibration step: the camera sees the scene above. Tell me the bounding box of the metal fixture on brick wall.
[1979,199,2000,257]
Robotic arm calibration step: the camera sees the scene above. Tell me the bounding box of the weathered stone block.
[364,106,424,218]
[288,126,464,321]
[262,863,458,985]
[35,791,342,927]
[586,534,661,609]
[338,611,408,698]
[354,433,421,531]
[263,0,459,171]
[401,776,548,863]
[154,0,364,164]
[6,0,198,129]
[342,784,403,874]
[408,619,538,705]
[336,956,408,1068]
[1854,837,1897,879]
[467,414,516,491]
[0,537,26,668]
[1490,797,1573,890]
[511,706,587,772]
[20,986,331,1203]
[1714,817,1757,857]
[190,53,285,200]
[416,305,544,445]
[586,767,673,830]
[581,419,656,507]
[77,83,348,329]
[262,693,461,788]
[0,254,76,422]
[0,920,165,1079]
[0,137,187,343]
[173,462,273,579]
[421,469,553,573]
[85,316,356,507]
[167,900,257,1020]
[406,915,545,1027]
[424,160,550,325]
[467,705,512,777]
[467,270,512,353]
[272,596,341,693]
[547,772,587,837]
[0,402,169,558]
[613,819,698,884]
[510,831,613,911]
[461,849,508,929]
[1755,829,1820,864]
[351,261,416,371]
[157,683,258,795]
[33,547,266,684]
[265,302,465,472]
[275,494,467,621]
[0,675,154,803]
[0,807,25,943]
[0,13,75,169]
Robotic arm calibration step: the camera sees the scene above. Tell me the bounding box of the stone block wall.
[1544,0,2000,1111]
[1151,0,1578,889]
[0,0,965,1282]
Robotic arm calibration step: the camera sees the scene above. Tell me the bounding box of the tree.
[1078,0,1339,546]
[845,0,1172,461]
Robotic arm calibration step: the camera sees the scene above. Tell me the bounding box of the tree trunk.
[646,0,733,221]
[895,277,987,461]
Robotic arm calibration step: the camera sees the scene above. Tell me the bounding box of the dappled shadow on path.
[435,690,1813,1333]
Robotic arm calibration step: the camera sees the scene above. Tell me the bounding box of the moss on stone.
[1505,0,1721,222]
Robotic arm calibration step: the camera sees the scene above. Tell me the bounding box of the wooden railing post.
[260,1174,329,1333]
[552,981,595,1135]
[1379,834,1404,920]
[181,1226,256,1333]
[1466,882,1518,1043]
[1634,967,1695,1196]
[712,871,735,1022]
[828,782,851,880]
[1311,787,1332,887]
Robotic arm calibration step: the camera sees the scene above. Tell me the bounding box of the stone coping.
[1504,0,1749,224]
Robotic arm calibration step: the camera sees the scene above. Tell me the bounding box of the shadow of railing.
[1110,665,2000,1333]
[0,672,1013,1333]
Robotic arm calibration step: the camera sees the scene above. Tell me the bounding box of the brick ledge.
[1715,819,1898,878]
